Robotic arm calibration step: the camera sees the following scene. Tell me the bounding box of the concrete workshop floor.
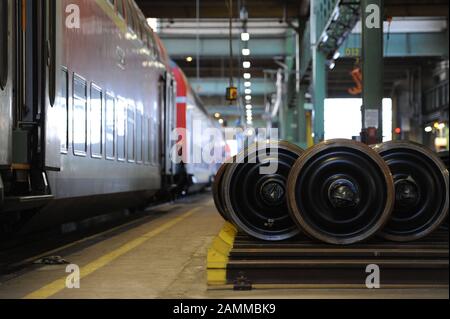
[0,194,448,299]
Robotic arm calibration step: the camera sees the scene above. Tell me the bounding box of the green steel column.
[312,50,326,144]
[361,0,384,142]
[297,86,307,149]
[311,0,326,144]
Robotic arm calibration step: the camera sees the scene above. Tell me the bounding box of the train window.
[127,104,135,162]
[136,108,143,163]
[117,0,125,19]
[105,93,115,160]
[0,0,8,90]
[60,68,69,153]
[124,0,134,30]
[127,0,137,33]
[90,84,103,158]
[73,74,87,156]
[117,98,126,161]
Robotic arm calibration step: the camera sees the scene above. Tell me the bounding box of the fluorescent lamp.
[241,32,250,41]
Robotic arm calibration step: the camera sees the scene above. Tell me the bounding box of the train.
[0,0,227,233]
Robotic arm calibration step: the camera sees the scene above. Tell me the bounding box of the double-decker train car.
[0,0,225,233]
[171,62,228,193]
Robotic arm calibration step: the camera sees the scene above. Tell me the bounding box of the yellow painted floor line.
[16,201,179,268]
[24,207,199,299]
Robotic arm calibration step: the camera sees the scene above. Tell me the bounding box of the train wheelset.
[287,139,395,245]
[372,141,449,241]
[213,141,304,241]
[213,139,449,245]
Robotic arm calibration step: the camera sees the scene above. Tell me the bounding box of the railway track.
[208,224,449,290]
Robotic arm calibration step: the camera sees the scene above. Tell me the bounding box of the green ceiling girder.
[338,31,448,58]
[189,78,276,96]
[161,36,288,57]
[207,106,265,116]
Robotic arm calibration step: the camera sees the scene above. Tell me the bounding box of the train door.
[6,0,61,198]
[159,73,177,188]
[158,77,166,182]
[164,75,176,182]
[0,0,13,168]
[43,0,62,171]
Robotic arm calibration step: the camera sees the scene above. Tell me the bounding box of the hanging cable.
[196,0,200,81]
[228,0,234,87]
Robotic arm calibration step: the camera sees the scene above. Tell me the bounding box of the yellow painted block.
[206,222,237,285]
[207,269,226,285]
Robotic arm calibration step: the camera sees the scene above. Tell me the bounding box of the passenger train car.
[0,0,225,232]
[171,62,227,193]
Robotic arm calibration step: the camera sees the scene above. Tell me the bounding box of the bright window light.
[245,89,252,95]
[241,32,250,41]
[245,95,252,101]
[242,48,250,56]
[246,104,252,110]
[146,18,159,32]
[243,61,251,69]
[324,98,392,142]
[243,73,251,80]
[244,81,251,87]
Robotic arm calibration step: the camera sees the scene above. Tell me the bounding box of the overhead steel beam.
[207,106,265,116]
[161,36,287,58]
[136,0,448,19]
[338,31,448,57]
[189,78,276,96]
[135,0,310,19]
[316,0,361,59]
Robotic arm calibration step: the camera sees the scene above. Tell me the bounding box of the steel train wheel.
[212,159,234,221]
[287,139,395,245]
[220,141,304,241]
[372,141,449,241]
